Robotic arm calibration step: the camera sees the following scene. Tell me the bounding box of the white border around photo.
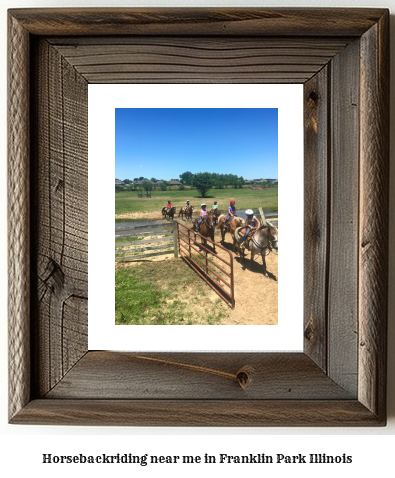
[88,84,303,352]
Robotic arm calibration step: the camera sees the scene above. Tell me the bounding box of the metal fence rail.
[177,222,234,308]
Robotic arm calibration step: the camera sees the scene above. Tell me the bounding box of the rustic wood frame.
[8,8,389,426]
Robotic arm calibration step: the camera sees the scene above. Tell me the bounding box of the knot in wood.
[304,322,314,341]
[43,259,65,291]
[236,365,254,390]
[308,91,319,103]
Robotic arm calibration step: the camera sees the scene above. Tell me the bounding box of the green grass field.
[115,261,228,325]
[115,186,278,219]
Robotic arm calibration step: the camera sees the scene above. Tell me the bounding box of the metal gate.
[177,222,234,308]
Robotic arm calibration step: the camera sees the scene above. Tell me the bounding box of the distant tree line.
[116,172,245,197]
[179,171,245,190]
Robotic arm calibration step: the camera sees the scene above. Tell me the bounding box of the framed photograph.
[8,8,389,426]
[89,83,303,350]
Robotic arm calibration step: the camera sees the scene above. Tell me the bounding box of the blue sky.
[115,108,278,181]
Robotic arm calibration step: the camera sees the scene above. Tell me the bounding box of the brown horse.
[162,206,176,221]
[192,212,216,252]
[217,214,243,243]
[228,217,247,252]
[209,208,220,226]
[178,205,194,222]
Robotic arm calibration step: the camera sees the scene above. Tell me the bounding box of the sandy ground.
[116,218,278,325]
[208,228,278,325]
[116,211,163,221]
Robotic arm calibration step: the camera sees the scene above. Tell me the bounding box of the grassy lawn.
[115,186,278,219]
[115,259,229,325]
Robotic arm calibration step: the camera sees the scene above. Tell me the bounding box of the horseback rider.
[211,200,219,224]
[240,209,260,249]
[166,200,172,212]
[184,199,190,213]
[195,203,207,231]
[224,200,236,226]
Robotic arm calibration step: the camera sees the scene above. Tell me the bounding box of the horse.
[234,224,278,276]
[232,217,261,255]
[228,216,247,252]
[209,208,220,226]
[217,213,242,243]
[192,212,216,252]
[178,205,194,222]
[162,206,176,221]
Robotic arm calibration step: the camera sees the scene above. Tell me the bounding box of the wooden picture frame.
[8,8,389,426]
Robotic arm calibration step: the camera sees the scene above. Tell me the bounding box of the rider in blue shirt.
[224,200,236,226]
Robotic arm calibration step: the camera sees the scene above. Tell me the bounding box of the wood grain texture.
[8,8,387,37]
[8,13,31,421]
[49,37,350,84]
[45,352,354,400]
[303,67,329,371]
[11,399,384,427]
[359,12,389,420]
[7,8,389,426]
[31,39,88,397]
[327,40,360,396]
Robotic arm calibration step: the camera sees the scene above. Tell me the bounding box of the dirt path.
[117,218,278,325]
[116,211,163,221]
[210,227,278,325]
